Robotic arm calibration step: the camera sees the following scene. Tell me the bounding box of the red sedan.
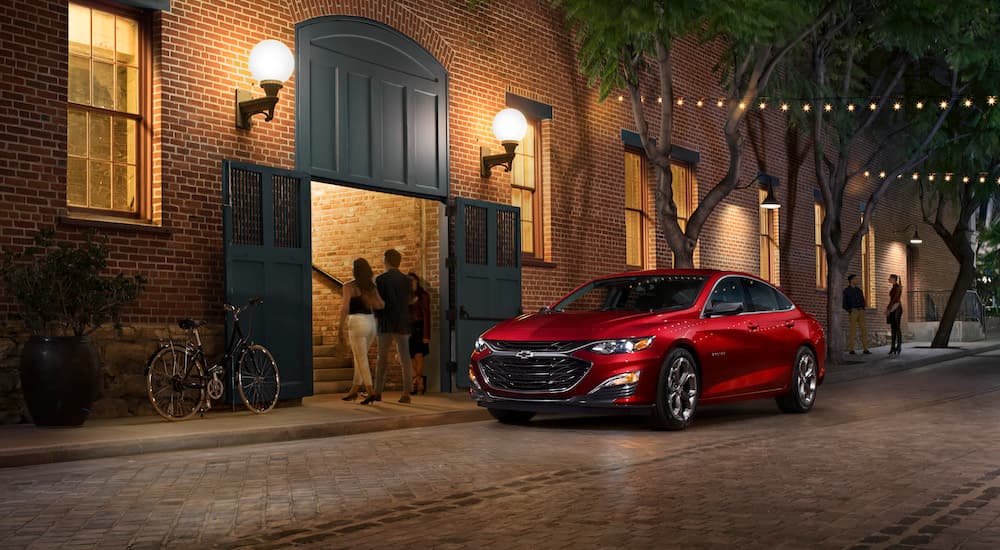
[469,270,825,429]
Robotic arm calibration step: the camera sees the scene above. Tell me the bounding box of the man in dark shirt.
[374,249,414,403]
[843,274,870,355]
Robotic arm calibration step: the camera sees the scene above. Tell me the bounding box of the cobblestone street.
[2,349,999,549]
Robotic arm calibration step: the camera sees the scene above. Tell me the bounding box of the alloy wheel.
[667,356,698,421]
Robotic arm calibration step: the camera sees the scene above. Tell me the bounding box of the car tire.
[651,348,700,430]
[488,408,536,425]
[776,346,818,414]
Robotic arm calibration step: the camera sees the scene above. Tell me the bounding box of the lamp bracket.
[480,141,519,177]
[235,80,284,129]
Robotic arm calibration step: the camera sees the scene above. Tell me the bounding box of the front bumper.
[470,385,654,416]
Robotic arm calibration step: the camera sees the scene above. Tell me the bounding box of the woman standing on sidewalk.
[408,272,431,394]
[338,258,384,402]
[886,274,903,355]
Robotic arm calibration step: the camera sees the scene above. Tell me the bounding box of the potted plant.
[0,229,146,426]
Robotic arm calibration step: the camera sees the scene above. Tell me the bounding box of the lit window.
[815,203,827,289]
[624,150,647,269]
[511,118,542,257]
[759,189,779,284]
[669,163,698,267]
[68,2,148,217]
[861,224,876,307]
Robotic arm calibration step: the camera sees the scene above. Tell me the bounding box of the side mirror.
[707,301,744,317]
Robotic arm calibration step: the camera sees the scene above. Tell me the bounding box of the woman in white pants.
[338,258,384,402]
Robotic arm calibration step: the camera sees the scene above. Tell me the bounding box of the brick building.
[0,0,962,422]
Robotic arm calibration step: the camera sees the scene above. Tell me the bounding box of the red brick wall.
[0,0,964,352]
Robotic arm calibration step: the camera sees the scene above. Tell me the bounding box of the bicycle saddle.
[178,319,207,330]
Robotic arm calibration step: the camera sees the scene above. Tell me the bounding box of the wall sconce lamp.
[481,108,528,177]
[235,40,295,130]
[738,172,781,209]
[896,224,923,245]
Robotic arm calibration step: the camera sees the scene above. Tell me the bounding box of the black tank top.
[349,295,372,314]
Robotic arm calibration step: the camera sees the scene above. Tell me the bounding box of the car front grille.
[479,355,592,393]
[486,340,587,353]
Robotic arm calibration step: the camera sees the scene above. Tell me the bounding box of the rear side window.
[707,277,746,308]
[745,278,780,312]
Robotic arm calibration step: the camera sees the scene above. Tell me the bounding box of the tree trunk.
[931,237,977,347]
[825,259,848,364]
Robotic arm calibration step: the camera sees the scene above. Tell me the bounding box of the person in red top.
[408,272,431,394]
[886,274,903,355]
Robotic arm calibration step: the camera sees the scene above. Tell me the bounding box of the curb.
[824,341,1000,385]
[0,408,490,469]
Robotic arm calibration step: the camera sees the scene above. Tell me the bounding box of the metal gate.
[222,161,313,400]
[453,198,522,389]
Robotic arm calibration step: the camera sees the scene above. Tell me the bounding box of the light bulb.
[248,40,294,83]
[491,108,527,142]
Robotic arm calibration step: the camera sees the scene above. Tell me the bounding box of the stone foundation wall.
[0,322,224,425]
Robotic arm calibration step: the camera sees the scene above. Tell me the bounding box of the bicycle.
[145,297,280,420]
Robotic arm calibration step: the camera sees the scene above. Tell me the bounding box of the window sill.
[523,257,557,269]
[59,214,171,236]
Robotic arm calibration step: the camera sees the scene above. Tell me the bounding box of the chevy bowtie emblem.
[515,350,534,359]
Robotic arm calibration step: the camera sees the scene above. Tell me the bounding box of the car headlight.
[588,337,655,355]
[474,337,489,353]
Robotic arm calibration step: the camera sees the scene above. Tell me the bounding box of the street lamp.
[481,108,528,177]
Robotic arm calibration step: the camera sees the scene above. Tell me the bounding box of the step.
[314,356,352,370]
[314,380,352,394]
[313,344,342,358]
[313,367,354,382]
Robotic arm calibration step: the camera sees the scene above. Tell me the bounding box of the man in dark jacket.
[843,274,870,354]
[374,249,414,402]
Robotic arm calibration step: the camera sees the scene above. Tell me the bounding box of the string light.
[945,174,952,182]
[847,103,856,112]
[940,100,948,109]
[676,97,684,106]
[929,174,935,181]
[696,99,704,107]
[893,101,902,111]
[780,103,789,112]
[963,176,970,183]
[759,101,766,110]
[869,102,878,111]
[980,175,986,183]
[879,171,886,178]
[618,95,624,102]
[824,103,833,112]
[912,173,919,180]
[863,170,870,177]
[916,101,924,110]
[717,99,725,108]
[803,103,812,112]
[738,101,746,110]
[989,96,997,106]
[964,98,973,107]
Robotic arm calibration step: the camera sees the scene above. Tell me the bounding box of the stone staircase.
[312,334,354,394]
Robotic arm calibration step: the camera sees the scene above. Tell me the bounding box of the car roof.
[593,269,726,280]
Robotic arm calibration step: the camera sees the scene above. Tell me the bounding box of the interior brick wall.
[311,184,441,388]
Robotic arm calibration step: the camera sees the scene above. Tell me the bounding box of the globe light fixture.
[481,108,528,177]
[236,40,295,129]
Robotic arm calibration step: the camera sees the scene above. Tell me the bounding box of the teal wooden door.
[222,161,313,400]
[453,198,521,390]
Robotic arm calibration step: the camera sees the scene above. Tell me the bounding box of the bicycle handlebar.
[224,297,264,316]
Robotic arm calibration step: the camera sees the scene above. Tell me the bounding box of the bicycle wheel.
[237,344,280,413]
[146,345,206,421]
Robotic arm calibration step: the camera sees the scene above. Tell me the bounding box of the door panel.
[454,198,521,390]
[297,17,448,200]
[742,278,797,391]
[223,161,313,401]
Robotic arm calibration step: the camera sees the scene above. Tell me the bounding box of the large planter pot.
[19,336,101,427]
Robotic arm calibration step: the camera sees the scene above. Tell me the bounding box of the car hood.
[483,309,680,341]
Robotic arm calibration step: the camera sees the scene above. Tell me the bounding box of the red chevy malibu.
[469,270,826,429]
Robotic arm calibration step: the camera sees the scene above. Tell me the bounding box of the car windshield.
[551,275,708,312]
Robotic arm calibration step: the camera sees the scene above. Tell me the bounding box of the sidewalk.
[1,337,997,469]
[0,392,487,468]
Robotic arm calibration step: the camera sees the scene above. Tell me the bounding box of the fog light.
[590,371,640,393]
